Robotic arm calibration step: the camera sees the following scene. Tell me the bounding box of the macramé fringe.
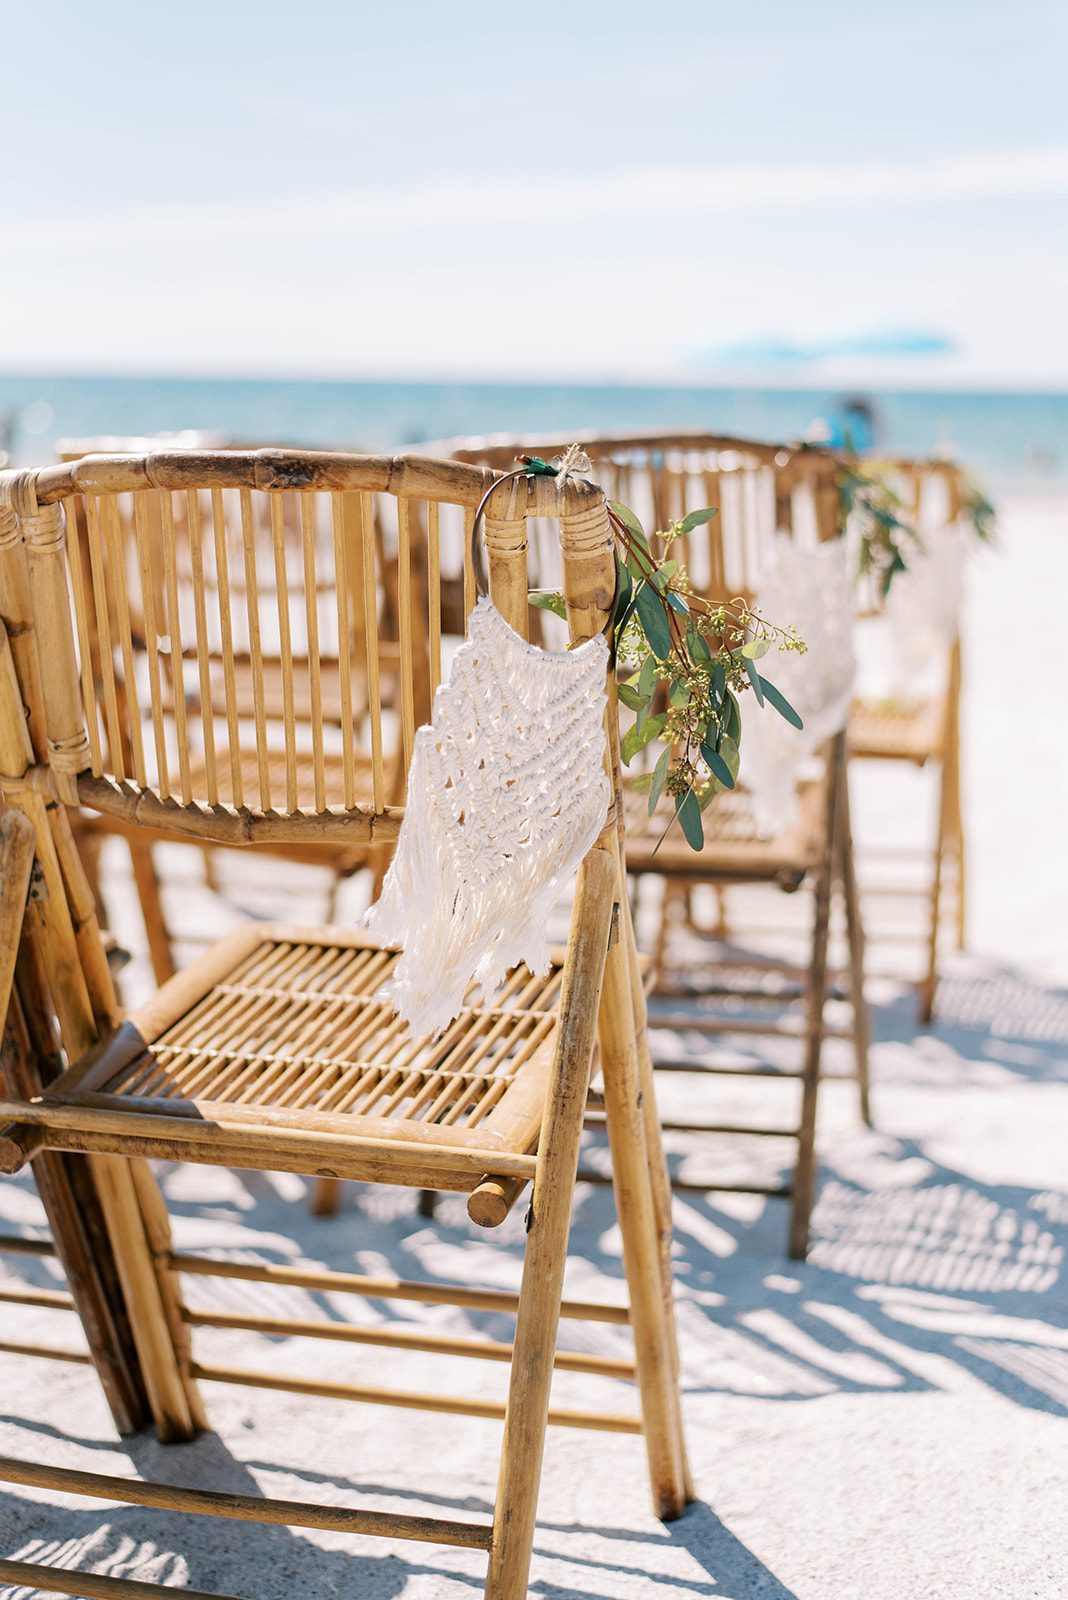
[365,599,611,1037]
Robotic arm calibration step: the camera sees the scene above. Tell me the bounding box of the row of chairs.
[0,431,969,1597]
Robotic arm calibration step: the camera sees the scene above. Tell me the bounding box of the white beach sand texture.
[0,490,1065,1600]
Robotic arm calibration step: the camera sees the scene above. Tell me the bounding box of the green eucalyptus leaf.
[711,662,726,698]
[638,654,658,698]
[617,683,647,712]
[621,712,666,766]
[635,582,673,660]
[668,678,690,708]
[718,733,741,781]
[740,638,771,660]
[700,740,735,789]
[756,675,803,728]
[743,655,765,705]
[529,589,567,620]
[724,689,742,744]
[666,590,690,614]
[613,560,632,618]
[675,788,704,850]
[609,500,647,542]
[689,628,712,664]
[629,770,655,792]
[679,506,717,534]
[648,747,670,814]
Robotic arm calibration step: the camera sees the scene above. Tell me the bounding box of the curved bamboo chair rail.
[0,447,692,1600]
[447,429,869,1259]
[847,456,967,1023]
[52,433,438,986]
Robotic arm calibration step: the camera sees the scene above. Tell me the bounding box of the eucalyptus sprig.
[958,472,997,544]
[839,461,923,598]
[840,458,996,595]
[531,498,807,852]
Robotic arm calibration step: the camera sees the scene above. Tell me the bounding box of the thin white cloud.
[7,146,1068,255]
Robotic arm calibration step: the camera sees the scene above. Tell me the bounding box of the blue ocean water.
[1,373,1065,490]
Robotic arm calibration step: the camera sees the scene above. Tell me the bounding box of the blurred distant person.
[833,395,879,454]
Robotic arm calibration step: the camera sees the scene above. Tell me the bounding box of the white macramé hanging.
[854,471,965,703]
[365,597,611,1037]
[741,534,857,836]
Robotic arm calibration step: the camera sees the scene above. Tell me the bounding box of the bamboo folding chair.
[54,433,428,987]
[452,432,871,1259]
[847,458,966,1023]
[0,448,691,1600]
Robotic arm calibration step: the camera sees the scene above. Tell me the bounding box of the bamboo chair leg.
[309,1176,344,1217]
[129,1159,210,1433]
[201,847,221,895]
[72,823,106,925]
[485,849,616,1600]
[837,762,872,1128]
[683,884,729,940]
[92,1155,202,1443]
[613,877,692,1511]
[919,747,951,1027]
[8,939,152,1435]
[948,656,967,952]
[952,746,967,952]
[322,876,343,928]
[127,838,176,986]
[651,881,684,982]
[788,742,840,1261]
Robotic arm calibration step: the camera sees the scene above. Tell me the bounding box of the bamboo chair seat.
[42,926,564,1184]
[624,779,825,886]
[848,693,945,766]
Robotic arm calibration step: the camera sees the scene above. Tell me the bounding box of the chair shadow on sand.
[0,957,1064,1596]
[0,1420,800,1599]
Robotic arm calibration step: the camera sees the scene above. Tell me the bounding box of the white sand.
[1,490,1065,1599]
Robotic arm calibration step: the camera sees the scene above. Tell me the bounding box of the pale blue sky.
[3,0,1066,386]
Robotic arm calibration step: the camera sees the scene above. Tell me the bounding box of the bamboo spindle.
[211,487,244,808]
[239,487,272,809]
[0,502,48,762]
[16,487,92,803]
[330,491,357,810]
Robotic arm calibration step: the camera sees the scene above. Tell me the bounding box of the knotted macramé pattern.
[365,598,611,1036]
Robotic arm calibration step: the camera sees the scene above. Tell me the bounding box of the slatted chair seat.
[848,693,945,766]
[43,927,564,1192]
[624,779,825,887]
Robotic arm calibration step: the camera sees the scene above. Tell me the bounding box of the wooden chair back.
[450,431,842,607]
[53,434,437,806]
[0,450,618,855]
